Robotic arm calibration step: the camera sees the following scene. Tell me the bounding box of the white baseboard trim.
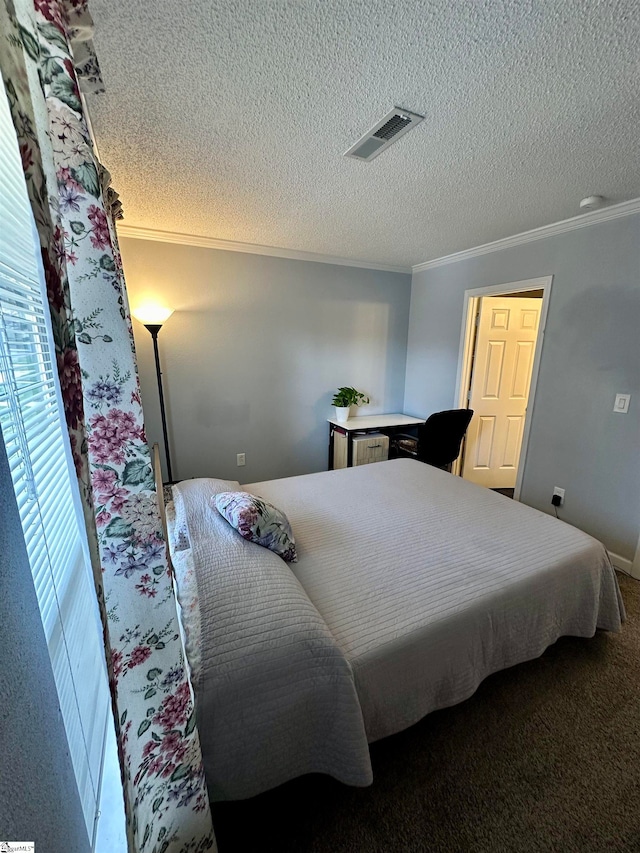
[608,551,640,579]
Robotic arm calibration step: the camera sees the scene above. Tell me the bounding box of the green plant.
[331,386,370,407]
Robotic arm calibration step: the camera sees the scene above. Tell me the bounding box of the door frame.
[452,276,553,499]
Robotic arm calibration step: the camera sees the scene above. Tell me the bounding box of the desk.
[328,413,425,469]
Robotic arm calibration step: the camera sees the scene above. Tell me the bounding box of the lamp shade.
[132,303,174,325]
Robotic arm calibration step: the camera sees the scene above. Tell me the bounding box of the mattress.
[244,459,624,743]
[169,458,624,799]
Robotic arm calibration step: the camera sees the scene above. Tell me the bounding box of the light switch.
[613,393,630,413]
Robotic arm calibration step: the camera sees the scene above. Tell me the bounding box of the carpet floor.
[491,488,515,499]
[212,572,640,853]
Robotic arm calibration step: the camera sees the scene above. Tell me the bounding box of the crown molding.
[412,197,640,274]
[116,224,411,275]
[116,197,640,276]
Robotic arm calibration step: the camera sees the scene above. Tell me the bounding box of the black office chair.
[392,409,474,471]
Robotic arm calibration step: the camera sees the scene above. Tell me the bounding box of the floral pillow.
[213,492,298,563]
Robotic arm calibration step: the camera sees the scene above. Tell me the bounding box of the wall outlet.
[236,453,246,467]
[552,486,565,505]
[613,393,631,413]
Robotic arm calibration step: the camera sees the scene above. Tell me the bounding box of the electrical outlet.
[552,486,565,505]
[236,452,246,467]
[613,393,631,413]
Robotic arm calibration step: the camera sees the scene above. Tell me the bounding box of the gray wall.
[120,238,411,483]
[405,214,640,559]
[0,425,90,852]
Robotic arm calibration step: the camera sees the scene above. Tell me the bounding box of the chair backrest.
[416,408,474,468]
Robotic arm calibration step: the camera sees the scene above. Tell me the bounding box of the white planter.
[335,406,350,423]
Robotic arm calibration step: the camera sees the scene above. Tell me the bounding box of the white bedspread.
[244,459,624,743]
[170,478,372,801]
[169,460,624,801]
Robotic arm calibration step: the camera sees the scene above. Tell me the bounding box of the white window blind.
[0,83,110,844]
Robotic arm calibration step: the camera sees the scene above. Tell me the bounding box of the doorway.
[453,277,553,499]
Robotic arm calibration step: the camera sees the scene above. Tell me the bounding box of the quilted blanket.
[171,478,372,801]
[246,460,625,743]
[170,459,624,800]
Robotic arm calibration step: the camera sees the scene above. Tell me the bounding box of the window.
[0,83,110,844]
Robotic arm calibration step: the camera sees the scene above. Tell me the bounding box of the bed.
[164,457,625,802]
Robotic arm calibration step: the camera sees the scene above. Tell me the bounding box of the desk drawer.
[352,433,389,466]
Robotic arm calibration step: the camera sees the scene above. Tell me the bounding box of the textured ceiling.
[88,0,640,268]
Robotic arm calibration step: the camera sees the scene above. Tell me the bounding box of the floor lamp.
[132,305,174,483]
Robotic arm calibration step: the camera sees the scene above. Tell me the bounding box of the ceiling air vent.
[344,107,424,162]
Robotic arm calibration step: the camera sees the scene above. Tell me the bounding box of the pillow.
[213,491,298,562]
[169,478,240,553]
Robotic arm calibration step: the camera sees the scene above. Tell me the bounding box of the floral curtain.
[0,2,216,851]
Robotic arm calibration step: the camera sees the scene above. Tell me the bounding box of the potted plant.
[331,386,370,423]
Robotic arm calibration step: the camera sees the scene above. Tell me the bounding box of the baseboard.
[608,551,640,579]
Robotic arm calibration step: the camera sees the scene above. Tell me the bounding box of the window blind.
[0,83,110,844]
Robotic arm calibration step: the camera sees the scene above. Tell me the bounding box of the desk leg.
[328,426,335,470]
[347,433,354,468]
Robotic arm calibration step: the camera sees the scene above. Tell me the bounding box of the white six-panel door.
[462,297,541,488]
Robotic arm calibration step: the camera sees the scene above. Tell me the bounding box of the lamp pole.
[144,323,173,483]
